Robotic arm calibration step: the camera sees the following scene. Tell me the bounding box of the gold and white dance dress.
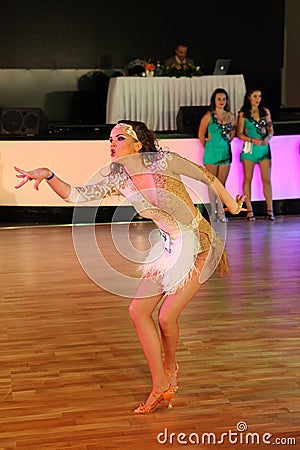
[65,151,231,294]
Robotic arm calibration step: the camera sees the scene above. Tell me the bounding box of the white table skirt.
[106,75,246,131]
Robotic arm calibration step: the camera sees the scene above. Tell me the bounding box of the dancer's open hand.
[224,194,248,215]
[14,166,51,191]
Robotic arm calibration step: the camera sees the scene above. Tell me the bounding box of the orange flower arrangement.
[145,62,156,71]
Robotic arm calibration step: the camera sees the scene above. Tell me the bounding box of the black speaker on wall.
[0,107,49,136]
[176,106,208,137]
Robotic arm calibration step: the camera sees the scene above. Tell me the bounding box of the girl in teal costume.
[240,117,271,163]
[198,88,236,222]
[237,86,274,221]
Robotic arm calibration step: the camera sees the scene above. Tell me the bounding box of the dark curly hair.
[117,119,160,153]
[108,120,161,176]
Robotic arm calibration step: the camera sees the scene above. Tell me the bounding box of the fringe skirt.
[139,213,229,295]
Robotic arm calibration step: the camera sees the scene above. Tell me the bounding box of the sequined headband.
[114,123,139,141]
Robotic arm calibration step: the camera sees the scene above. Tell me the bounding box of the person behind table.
[165,40,194,65]
[14,120,246,415]
[237,85,275,221]
[198,88,236,222]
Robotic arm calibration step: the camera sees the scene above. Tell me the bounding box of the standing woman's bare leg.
[259,159,273,212]
[242,160,255,216]
[205,164,218,218]
[216,164,231,218]
[217,164,230,187]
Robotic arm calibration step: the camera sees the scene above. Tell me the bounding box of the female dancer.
[237,86,275,220]
[14,120,246,414]
[198,88,236,222]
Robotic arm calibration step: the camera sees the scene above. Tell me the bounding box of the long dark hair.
[208,88,230,112]
[240,85,267,119]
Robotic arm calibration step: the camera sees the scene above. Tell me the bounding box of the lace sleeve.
[65,179,119,203]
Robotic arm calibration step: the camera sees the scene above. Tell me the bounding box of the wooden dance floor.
[1,215,300,449]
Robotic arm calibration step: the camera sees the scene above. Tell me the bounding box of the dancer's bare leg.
[129,279,168,394]
[159,251,208,375]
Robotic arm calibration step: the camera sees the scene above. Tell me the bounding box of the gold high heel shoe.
[165,362,179,392]
[134,384,175,414]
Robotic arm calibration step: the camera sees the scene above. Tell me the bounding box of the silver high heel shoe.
[217,211,228,223]
[265,210,275,221]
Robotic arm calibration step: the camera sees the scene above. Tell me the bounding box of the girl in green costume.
[198,88,236,222]
[237,86,274,221]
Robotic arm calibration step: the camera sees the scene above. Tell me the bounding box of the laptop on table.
[213,59,231,75]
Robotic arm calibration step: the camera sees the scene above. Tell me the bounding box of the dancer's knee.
[128,300,151,324]
[158,311,176,333]
[128,301,140,323]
